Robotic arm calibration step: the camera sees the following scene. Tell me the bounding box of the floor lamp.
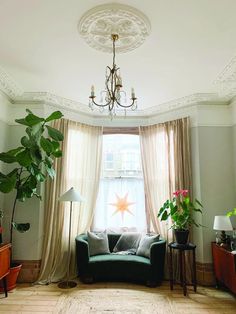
[58,187,83,289]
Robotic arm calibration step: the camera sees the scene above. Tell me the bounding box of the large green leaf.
[36,172,46,182]
[15,118,31,126]
[45,111,63,122]
[0,152,16,163]
[21,136,31,148]
[158,207,165,217]
[16,149,32,167]
[29,164,45,181]
[44,156,53,168]
[51,141,60,152]
[52,150,62,158]
[160,210,169,221]
[7,147,25,156]
[30,146,42,164]
[12,222,30,233]
[40,136,53,154]
[45,166,56,179]
[0,173,17,193]
[25,113,44,126]
[46,126,64,141]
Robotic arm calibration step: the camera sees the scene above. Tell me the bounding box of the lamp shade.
[213,215,233,231]
[58,187,84,202]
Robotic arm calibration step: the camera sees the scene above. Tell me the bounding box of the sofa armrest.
[150,239,166,280]
[75,234,89,276]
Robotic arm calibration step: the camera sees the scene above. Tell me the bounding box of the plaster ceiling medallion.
[78,3,151,53]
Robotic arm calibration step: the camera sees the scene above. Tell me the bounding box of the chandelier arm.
[115,98,136,108]
[90,97,112,108]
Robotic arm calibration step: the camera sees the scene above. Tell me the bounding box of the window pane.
[94,134,146,232]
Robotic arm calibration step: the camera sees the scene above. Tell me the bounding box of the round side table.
[168,242,197,296]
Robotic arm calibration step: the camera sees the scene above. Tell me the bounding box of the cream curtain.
[38,119,103,283]
[139,117,192,278]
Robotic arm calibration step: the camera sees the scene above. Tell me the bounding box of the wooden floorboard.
[0,281,235,313]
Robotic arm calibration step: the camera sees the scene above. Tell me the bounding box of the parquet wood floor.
[0,281,235,314]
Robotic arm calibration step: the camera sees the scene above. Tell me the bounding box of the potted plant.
[157,189,203,244]
[0,109,64,291]
[227,208,236,217]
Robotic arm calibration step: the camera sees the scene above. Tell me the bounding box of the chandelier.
[89,34,137,118]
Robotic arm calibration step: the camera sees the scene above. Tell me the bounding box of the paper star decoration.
[109,193,135,220]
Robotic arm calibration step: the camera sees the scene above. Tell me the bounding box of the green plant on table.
[157,189,203,230]
[0,109,64,251]
[227,208,236,217]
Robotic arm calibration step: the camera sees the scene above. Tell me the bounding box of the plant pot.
[174,229,189,245]
[0,263,22,292]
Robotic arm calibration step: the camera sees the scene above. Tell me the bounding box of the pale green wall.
[191,126,236,263]
[191,127,204,263]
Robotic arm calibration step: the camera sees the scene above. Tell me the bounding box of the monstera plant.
[0,109,64,249]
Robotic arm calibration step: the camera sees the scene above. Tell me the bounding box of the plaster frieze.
[0,66,23,99]
[214,55,236,98]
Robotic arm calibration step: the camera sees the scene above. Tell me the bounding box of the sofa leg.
[146,280,157,287]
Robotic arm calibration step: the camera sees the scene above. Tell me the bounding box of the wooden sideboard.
[212,242,236,294]
[0,243,11,297]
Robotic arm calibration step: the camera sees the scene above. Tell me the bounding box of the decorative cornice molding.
[78,3,151,54]
[144,93,229,117]
[0,66,23,99]
[214,55,236,98]
[12,91,230,120]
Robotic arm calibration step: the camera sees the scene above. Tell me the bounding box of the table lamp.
[58,187,83,289]
[213,215,233,244]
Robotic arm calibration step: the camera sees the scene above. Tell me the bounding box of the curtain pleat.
[139,117,192,280]
[38,119,102,283]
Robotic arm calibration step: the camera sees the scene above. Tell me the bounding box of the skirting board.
[196,262,215,286]
[14,260,41,283]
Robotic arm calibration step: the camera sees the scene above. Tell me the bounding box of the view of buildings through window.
[102,134,142,178]
[93,134,147,231]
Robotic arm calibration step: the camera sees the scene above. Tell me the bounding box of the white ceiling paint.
[0,0,236,115]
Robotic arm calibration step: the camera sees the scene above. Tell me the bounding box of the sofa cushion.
[113,232,141,253]
[89,254,150,265]
[87,231,110,256]
[136,234,160,258]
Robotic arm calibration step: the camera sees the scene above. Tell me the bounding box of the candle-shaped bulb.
[91,85,95,97]
[117,75,122,86]
[131,88,135,99]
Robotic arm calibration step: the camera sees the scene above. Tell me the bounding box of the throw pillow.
[87,231,110,256]
[136,234,160,258]
[113,232,142,253]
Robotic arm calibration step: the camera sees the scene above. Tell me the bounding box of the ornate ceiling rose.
[78,3,151,53]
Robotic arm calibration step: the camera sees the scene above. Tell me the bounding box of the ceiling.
[0,0,236,115]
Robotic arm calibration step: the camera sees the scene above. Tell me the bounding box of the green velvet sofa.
[75,233,166,286]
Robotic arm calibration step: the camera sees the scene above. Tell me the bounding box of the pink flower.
[181,189,189,197]
[173,189,189,198]
[173,190,181,197]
